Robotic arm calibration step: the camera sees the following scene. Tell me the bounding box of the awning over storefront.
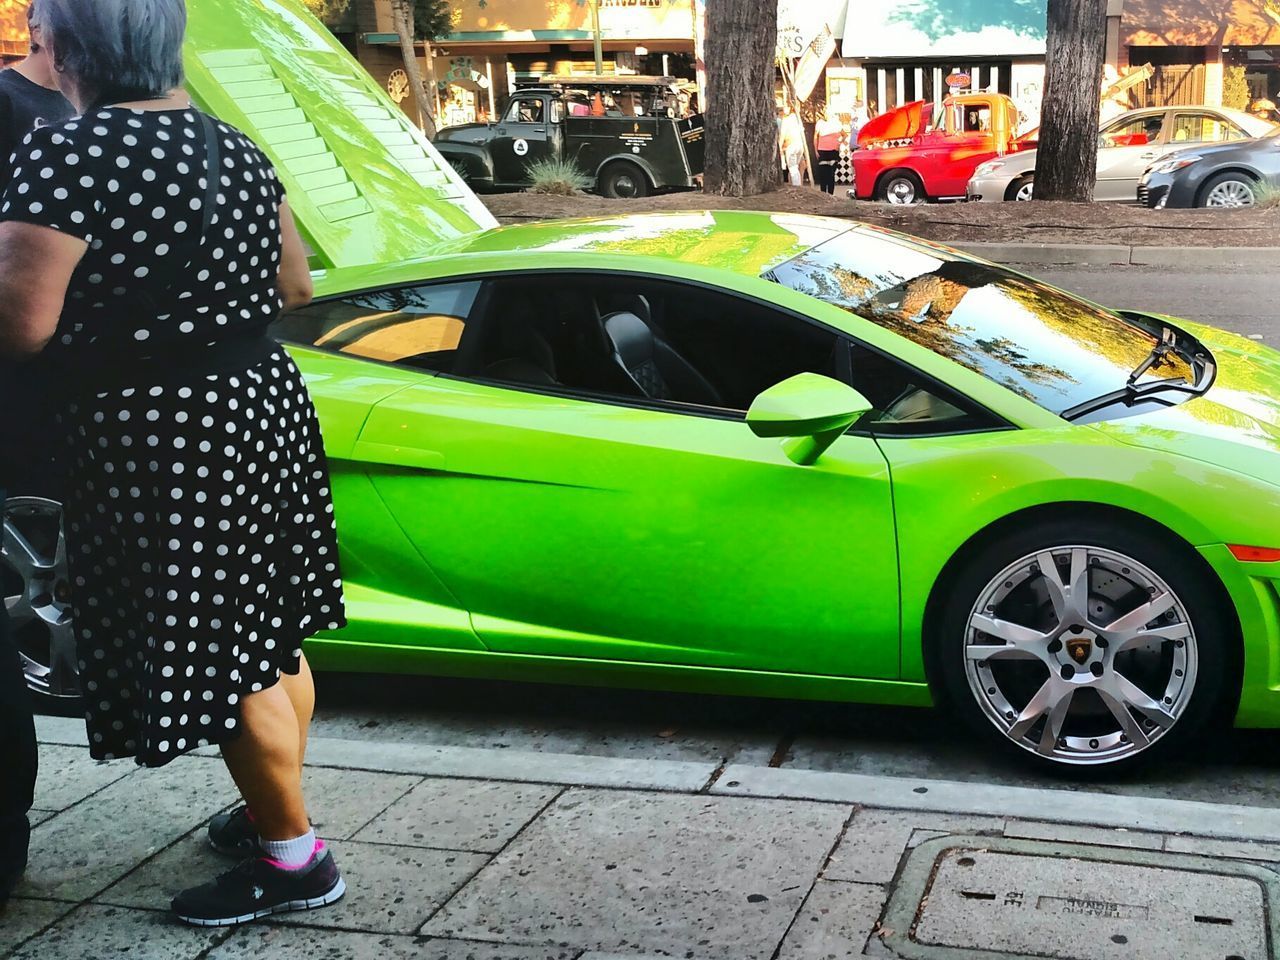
[840,0,1047,59]
[1122,0,1280,46]
[444,0,696,45]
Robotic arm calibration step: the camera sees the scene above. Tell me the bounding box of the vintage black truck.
[433,76,705,198]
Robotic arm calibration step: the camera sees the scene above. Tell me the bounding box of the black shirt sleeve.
[0,124,97,243]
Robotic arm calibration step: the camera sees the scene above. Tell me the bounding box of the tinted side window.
[1101,114,1162,146]
[850,343,1001,435]
[272,281,481,372]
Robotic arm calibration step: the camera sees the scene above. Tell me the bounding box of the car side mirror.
[747,373,873,466]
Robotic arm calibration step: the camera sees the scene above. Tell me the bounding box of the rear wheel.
[599,161,650,199]
[1006,174,1035,202]
[932,518,1231,773]
[3,493,79,713]
[1198,172,1257,208]
[876,170,923,205]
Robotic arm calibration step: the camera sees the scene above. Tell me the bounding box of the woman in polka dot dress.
[0,0,347,924]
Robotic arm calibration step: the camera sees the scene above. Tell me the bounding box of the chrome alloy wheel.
[885,177,918,204]
[1204,179,1255,207]
[964,545,1196,765]
[1013,180,1034,201]
[2,496,79,702]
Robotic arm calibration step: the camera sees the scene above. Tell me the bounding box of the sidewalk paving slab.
[776,880,886,960]
[299,766,423,840]
[0,899,76,955]
[1003,820,1166,850]
[32,744,134,811]
[17,754,238,902]
[423,788,852,959]
[824,810,1005,885]
[8,903,225,960]
[350,778,562,853]
[207,928,580,960]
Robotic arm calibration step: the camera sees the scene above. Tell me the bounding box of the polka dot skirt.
[1,108,346,767]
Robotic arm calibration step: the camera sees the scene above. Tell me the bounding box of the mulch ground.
[482,186,1280,248]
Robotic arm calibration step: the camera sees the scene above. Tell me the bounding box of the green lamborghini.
[5,0,1280,772]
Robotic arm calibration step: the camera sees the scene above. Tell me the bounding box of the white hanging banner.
[777,0,849,60]
[792,25,837,101]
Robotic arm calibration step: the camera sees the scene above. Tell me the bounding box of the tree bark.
[1034,0,1107,201]
[391,0,437,138]
[703,0,779,196]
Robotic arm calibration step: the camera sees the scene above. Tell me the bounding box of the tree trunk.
[1034,0,1106,201]
[703,0,778,196]
[391,0,437,139]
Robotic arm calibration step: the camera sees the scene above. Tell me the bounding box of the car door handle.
[496,126,506,135]
[1138,152,1156,159]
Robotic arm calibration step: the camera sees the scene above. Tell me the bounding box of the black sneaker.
[207,806,258,858]
[171,845,345,926]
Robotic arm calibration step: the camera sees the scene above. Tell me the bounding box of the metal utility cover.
[875,835,1279,960]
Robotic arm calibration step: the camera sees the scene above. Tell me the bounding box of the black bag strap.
[138,109,221,321]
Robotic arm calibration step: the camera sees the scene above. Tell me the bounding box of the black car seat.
[598,310,723,406]
[481,304,559,386]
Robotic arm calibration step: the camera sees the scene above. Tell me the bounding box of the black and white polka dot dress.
[1,107,346,767]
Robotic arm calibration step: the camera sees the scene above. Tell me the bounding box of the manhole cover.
[875,835,1279,960]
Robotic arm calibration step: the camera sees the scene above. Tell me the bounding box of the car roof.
[312,211,854,296]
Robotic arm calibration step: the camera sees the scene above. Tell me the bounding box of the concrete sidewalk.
[3,717,1278,960]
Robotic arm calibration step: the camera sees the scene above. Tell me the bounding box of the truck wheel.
[877,170,923,205]
[1007,175,1035,202]
[600,162,650,199]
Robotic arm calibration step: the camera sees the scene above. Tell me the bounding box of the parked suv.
[966,106,1273,202]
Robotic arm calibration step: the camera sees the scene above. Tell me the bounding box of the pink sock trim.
[261,839,324,871]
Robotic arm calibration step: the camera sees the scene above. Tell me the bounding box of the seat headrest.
[602,311,654,364]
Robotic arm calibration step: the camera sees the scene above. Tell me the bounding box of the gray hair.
[39,0,186,107]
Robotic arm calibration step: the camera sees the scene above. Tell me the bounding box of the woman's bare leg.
[220,682,310,841]
[277,653,315,768]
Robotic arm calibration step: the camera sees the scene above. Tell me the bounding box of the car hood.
[184,0,495,270]
[1093,322,1280,486]
[859,101,930,145]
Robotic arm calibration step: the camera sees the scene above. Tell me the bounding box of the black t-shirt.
[0,69,73,488]
[0,68,73,192]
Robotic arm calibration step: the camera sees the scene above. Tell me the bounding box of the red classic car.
[852,93,1036,204]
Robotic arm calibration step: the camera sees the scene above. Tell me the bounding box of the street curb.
[958,241,1279,267]
[37,716,1280,846]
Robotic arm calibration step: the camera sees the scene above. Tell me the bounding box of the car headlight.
[972,160,1005,178]
[1151,155,1202,175]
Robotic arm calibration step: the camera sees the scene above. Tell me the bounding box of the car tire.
[1197,172,1258,208]
[876,170,924,205]
[3,460,80,715]
[599,161,650,199]
[930,517,1232,775]
[1006,174,1035,202]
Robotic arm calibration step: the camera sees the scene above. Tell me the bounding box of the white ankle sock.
[259,829,317,868]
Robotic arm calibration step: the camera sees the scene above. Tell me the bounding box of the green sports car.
[5,0,1280,772]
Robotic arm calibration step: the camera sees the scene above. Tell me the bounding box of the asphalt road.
[1026,263,1276,341]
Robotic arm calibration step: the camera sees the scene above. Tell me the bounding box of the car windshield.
[768,228,1197,416]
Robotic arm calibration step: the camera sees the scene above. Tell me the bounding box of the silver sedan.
[966,106,1274,202]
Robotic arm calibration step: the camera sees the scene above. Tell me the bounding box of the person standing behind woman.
[0,0,348,926]
[0,0,73,911]
[813,106,842,194]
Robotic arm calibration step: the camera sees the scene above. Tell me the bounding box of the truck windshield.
[768,228,1197,416]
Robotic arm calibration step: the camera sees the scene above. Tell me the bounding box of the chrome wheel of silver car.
[1203,178,1255,208]
[1013,179,1034,201]
[2,496,79,703]
[964,545,1196,766]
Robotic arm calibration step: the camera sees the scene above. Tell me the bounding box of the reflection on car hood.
[1093,322,1280,486]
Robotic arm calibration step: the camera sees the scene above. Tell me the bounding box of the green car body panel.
[178,0,1280,730]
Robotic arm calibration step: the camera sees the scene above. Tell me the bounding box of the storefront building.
[1115,0,1280,112]
[344,0,696,129]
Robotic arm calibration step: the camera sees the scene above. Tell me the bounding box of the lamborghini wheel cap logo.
[1066,638,1092,664]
